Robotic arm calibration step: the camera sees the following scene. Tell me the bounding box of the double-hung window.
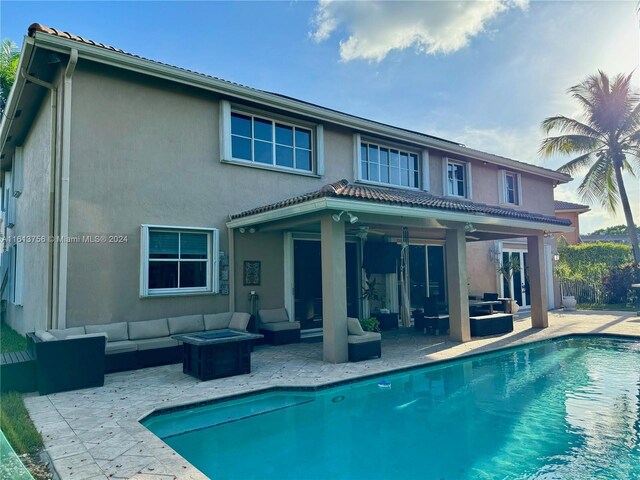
[358,140,421,189]
[228,109,314,172]
[140,225,218,296]
[501,171,521,206]
[446,159,469,198]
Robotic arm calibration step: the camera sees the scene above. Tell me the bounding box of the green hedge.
[556,242,633,281]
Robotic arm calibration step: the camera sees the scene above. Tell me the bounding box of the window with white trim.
[140,226,218,296]
[501,170,521,206]
[358,140,421,189]
[445,159,469,198]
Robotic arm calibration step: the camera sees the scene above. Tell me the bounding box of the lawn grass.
[0,392,43,455]
[1,322,27,353]
[577,303,637,312]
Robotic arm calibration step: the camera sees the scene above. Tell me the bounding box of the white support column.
[527,234,549,328]
[445,226,471,342]
[321,215,348,363]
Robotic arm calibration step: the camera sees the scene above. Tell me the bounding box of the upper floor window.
[445,159,470,198]
[359,140,421,189]
[140,225,218,297]
[220,100,324,175]
[501,170,521,206]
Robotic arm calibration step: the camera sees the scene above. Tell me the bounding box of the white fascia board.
[226,196,573,233]
[0,38,35,154]
[32,33,571,184]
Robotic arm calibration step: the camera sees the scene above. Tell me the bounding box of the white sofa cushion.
[347,317,365,336]
[35,330,57,342]
[85,322,128,342]
[203,312,233,331]
[228,312,251,331]
[168,314,205,335]
[348,332,381,344]
[49,326,86,340]
[259,308,288,324]
[67,332,108,342]
[128,319,169,340]
[260,321,300,332]
[105,340,138,355]
[135,337,180,351]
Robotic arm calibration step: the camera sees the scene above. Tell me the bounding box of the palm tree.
[540,71,640,263]
[0,39,20,114]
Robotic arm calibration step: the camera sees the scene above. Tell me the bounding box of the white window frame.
[354,135,427,191]
[140,225,219,297]
[13,242,23,306]
[219,100,323,176]
[499,170,522,206]
[444,158,472,199]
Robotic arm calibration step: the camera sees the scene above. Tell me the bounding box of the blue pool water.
[143,336,640,479]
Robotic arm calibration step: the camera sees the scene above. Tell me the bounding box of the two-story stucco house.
[0,24,573,363]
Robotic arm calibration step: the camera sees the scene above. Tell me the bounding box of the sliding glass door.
[407,244,446,310]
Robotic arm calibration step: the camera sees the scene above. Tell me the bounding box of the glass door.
[405,244,447,311]
[501,250,529,308]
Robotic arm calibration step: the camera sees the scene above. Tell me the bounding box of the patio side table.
[372,312,399,330]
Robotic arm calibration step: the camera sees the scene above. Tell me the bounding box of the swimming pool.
[143,336,640,479]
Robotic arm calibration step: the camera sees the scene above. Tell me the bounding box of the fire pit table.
[173,329,263,381]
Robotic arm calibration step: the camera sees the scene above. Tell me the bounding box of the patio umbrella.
[400,227,411,327]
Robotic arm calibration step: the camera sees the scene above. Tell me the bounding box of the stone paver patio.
[23,310,640,479]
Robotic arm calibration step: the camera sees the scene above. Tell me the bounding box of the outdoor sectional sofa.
[27,312,251,394]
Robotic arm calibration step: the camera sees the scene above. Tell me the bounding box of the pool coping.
[139,332,640,424]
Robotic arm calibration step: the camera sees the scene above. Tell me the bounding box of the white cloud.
[310,0,528,62]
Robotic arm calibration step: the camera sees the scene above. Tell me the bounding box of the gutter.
[225,197,575,233]
[30,32,572,185]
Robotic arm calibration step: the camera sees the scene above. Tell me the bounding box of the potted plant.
[495,255,521,314]
[362,276,387,312]
[553,261,577,310]
[359,317,380,333]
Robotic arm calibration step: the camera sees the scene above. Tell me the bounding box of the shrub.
[557,242,633,281]
[360,317,380,333]
[601,262,640,305]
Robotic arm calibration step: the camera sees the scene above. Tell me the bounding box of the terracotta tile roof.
[230,179,572,226]
[26,23,566,180]
[554,200,590,212]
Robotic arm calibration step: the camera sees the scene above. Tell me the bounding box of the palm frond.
[577,156,618,213]
[540,115,603,138]
[539,134,600,158]
[555,151,596,175]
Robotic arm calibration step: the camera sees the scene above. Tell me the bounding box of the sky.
[1,0,639,234]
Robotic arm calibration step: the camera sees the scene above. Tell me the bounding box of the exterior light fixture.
[347,212,358,224]
[332,211,345,222]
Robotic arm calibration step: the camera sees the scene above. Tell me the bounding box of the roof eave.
[31,31,572,184]
[0,37,35,157]
[226,197,574,233]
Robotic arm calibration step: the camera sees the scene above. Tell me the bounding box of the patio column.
[446,226,471,342]
[320,214,348,363]
[527,234,549,328]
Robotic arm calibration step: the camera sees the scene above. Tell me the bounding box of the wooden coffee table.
[173,329,263,381]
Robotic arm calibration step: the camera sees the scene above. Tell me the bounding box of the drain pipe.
[20,67,58,329]
[19,48,78,329]
[56,48,78,329]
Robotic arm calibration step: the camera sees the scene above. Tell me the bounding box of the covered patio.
[227,179,573,363]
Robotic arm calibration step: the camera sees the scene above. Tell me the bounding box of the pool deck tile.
[23,310,640,479]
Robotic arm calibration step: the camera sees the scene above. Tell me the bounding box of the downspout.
[19,48,78,330]
[20,68,57,329]
[56,49,78,329]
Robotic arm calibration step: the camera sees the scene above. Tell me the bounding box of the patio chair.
[347,317,381,361]
[414,297,449,335]
[258,308,301,345]
[479,292,505,313]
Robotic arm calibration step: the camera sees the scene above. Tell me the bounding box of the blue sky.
[2,1,638,233]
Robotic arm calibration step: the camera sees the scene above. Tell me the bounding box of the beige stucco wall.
[65,62,356,326]
[59,60,562,326]
[555,211,580,244]
[466,241,498,298]
[6,90,53,333]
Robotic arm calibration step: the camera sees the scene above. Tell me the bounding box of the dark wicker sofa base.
[469,314,514,337]
[348,341,381,362]
[105,346,182,373]
[259,328,301,345]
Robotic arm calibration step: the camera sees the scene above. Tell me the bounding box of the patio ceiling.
[227,179,573,239]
